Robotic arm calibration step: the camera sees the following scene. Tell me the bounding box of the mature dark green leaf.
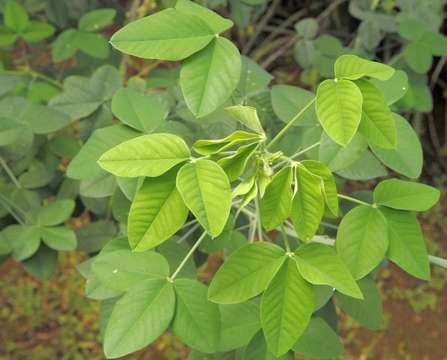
[40,227,77,251]
[336,205,388,279]
[208,243,285,304]
[261,258,314,356]
[23,244,58,280]
[78,8,116,32]
[4,0,29,32]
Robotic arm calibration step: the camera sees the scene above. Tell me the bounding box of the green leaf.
[176,159,231,237]
[6,225,40,261]
[334,54,395,81]
[373,179,440,211]
[224,105,264,134]
[316,79,363,146]
[291,165,324,242]
[336,205,388,279]
[301,160,338,216]
[336,150,387,180]
[261,166,293,231]
[22,21,55,43]
[78,8,116,32]
[370,114,423,178]
[23,104,71,134]
[98,133,191,178]
[173,279,220,353]
[356,79,396,149]
[244,331,293,360]
[218,301,260,351]
[180,36,241,117]
[23,244,57,280]
[111,87,168,133]
[0,26,17,46]
[128,169,188,251]
[67,125,139,180]
[292,317,344,358]
[51,29,78,62]
[271,85,317,127]
[403,42,432,74]
[40,227,77,251]
[175,0,233,34]
[4,0,29,33]
[370,70,408,105]
[75,31,110,59]
[208,242,285,304]
[420,31,447,56]
[193,130,261,155]
[295,243,362,298]
[36,199,75,226]
[295,18,318,39]
[335,276,383,330]
[91,249,170,292]
[261,258,314,356]
[218,142,259,181]
[380,207,430,280]
[104,278,175,358]
[110,8,215,60]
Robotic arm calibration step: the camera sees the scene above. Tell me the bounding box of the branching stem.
[171,231,207,280]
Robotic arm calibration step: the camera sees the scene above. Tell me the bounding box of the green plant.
[70,2,445,359]
[0,0,446,359]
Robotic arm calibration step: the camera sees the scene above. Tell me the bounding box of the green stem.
[337,194,371,207]
[2,70,63,89]
[267,98,315,150]
[429,255,447,270]
[273,141,321,169]
[171,231,207,281]
[0,156,21,188]
[255,183,263,241]
[0,197,24,225]
[176,223,200,244]
[280,225,291,252]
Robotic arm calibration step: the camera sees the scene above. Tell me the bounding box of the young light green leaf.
[356,79,397,149]
[193,130,261,155]
[291,165,324,242]
[176,160,231,237]
[110,8,215,60]
[4,0,29,33]
[292,317,344,358]
[334,54,395,81]
[224,105,265,134]
[218,301,260,352]
[104,278,175,358]
[374,179,440,211]
[208,242,286,304]
[40,227,77,251]
[335,276,384,330]
[261,258,314,356]
[180,36,241,117]
[98,133,191,178]
[218,142,259,181]
[175,0,233,34]
[295,243,362,299]
[90,249,170,292]
[128,170,188,251]
[111,87,168,133]
[301,160,338,216]
[380,207,430,280]
[371,114,423,179]
[336,205,388,279]
[261,166,293,231]
[173,279,220,353]
[36,199,75,226]
[316,79,363,146]
[78,8,116,32]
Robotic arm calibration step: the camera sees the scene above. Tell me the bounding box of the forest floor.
[0,197,446,360]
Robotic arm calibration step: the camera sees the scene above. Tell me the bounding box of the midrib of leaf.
[275,263,292,351]
[362,110,394,146]
[334,82,351,142]
[190,164,211,231]
[176,289,213,348]
[112,281,170,350]
[352,210,376,274]
[197,39,218,115]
